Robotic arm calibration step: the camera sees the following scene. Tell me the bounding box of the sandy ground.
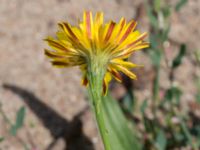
[0,0,200,150]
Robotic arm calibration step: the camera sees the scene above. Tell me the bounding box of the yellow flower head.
[44,11,149,95]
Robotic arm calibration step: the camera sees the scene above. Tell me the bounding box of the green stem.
[152,65,160,118]
[87,57,111,150]
[153,65,160,102]
[179,115,198,150]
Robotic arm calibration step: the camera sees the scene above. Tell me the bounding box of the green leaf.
[149,34,158,50]
[172,44,186,69]
[174,132,184,142]
[180,121,196,148]
[196,78,200,91]
[0,137,4,142]
[164,86,182,104]
[147,7,159,28]
[196,94,200,104]
[10,106,26,136]
[140,99,148,114]
[155,130,167,150]
[175,0,188,11]
[121,89,135,113]
[194,125,200,147]
[153,67,160,101]
[163,6,171,18]
[195,50,200,64]
[161,25,170,42]
[196,78,200,104]
[102,94,141,150]
[153,0,161,12]
[149,50,162,67]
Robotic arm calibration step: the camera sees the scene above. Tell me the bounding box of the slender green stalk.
[153,66,160,102]
[87,56,111,150]
[152,65,160,119]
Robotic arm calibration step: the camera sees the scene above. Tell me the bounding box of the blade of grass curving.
[180,120,198,150]
[101,94,141,150]
[172,44,186,69]
[10,106,26,136]
[175,0,188,12]
[155,130,166,150]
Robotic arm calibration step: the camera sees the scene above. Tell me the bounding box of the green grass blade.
[175,0,188,11]
[10,106,26,136]
[172,44,186,69]
[102,94,141,150]
[155,130,167,150]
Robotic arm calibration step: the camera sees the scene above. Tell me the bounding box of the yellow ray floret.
[44,11,149,95]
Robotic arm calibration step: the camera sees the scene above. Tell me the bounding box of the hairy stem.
[87,57,111,150]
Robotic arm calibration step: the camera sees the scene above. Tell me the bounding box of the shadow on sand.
[3,84,95,150]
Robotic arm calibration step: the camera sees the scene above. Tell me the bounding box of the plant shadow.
[3,84,95,150]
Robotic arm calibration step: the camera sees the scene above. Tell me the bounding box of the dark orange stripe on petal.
[45,39,69,52]
[59,23,79,42]
[119,20,137,43]
[104,22,115,42]
[117,42,149,58]
[115,65,137,80]
[110,69,122,82]
[116,18,126,38]
[59,23,89,51]
[52,61,70,67]
[126,32,148,48]
[44,49,64,58]
[85,11,92,38]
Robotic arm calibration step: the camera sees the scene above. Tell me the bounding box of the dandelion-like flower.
[45,11,149,95]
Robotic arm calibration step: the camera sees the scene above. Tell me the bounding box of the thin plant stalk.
[87,56,111,150]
